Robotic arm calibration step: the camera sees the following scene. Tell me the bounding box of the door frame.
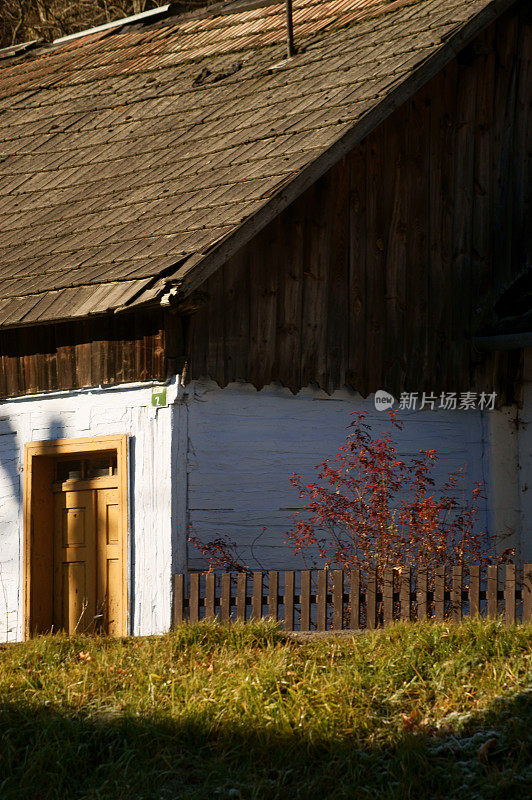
[23,434,129,638]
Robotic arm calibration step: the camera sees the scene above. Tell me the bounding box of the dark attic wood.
[185,4,530,403]
[0,310,166,398]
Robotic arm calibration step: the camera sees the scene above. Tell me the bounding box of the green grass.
[0,619,530,799]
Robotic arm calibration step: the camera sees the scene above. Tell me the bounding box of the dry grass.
[0,619,531,799]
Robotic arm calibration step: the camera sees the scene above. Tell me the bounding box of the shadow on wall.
[0,415,21,507]
[0,689,529,799]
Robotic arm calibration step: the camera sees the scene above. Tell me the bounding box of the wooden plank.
[349,569,360,630]
[434,565,445,622]
[383,567,394,626]
[173,574,185,627]
[284,571,295,632]
[416,567,427,621]
[325,158,349,392]
[469,565,480,618]
[524,565,532,623]
[332,569,343,630]
[451,565,462,622]
[366,568,377,630]
[189,573,200,624]
[487,565,498,619]
[268,571,279,622]
[248,225,277,390]
[504,564,516,626]
[300,570,311,631]
[364,124,386,394]
[347,141,367,395]
[400,568,410,622]
[383,103,408,395]
[220,573,231,623]
[204,267,226,387]
[274,201,304,393]
[252,571,263,620]
[470,22,495,391]
[205,572,215,620]
[317,570,327,631]
[428,59,457,392]
[492,10,519,291]
[236,572,247,621]
[300,179,329,390]
[223,248,250,384]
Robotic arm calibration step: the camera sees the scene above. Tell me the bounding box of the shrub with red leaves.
[286,411,492,572]
[190,411,494,573]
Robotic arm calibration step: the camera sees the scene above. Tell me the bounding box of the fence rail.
[173,565,532,630]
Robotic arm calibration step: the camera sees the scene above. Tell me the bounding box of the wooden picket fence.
[173,565,532,630]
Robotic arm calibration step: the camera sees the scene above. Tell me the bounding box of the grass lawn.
[0,619,530,799]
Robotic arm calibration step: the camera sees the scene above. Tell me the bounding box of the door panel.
[96,488,122,635]
[54,490,96,634]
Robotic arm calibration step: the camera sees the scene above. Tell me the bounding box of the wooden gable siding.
[185,4,530,402]
[0,311,165,398]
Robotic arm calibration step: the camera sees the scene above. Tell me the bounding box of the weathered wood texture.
[0,311,166,398]
[185,6,530,401]
[175,565,531,629]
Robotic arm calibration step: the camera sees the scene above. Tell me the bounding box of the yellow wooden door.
[53,483,123,635]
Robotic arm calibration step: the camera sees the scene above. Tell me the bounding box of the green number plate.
[151,387,168,407]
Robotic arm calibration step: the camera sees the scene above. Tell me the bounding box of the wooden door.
[53,480,123,635]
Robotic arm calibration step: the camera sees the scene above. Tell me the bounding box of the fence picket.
[221,573,231,622]
[205,572,215,620]
[435,566,445,622]
[350,569,360,629]
[268,571,279,621]
[504,564,516,626]
[173,574,185,626]
[400,568,410,621]
[237,572,247,621]
[469,565,480,617]
[452,565,462,622]
[487,565,498,619]
[367,569,377,630]
[252,572,262,620]
[416,568,427,620]
[284,571,295,631]
[524,565,532,623]
[301,570,311,631]
[383,568,394,626]
[333,570,343,630]
[317,570,327,631]
[190,573,200,623]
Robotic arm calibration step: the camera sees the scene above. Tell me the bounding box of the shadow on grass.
[0,691,530,800]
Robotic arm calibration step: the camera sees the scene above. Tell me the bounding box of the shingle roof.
[0,0,515,327]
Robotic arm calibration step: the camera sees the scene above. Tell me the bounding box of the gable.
[183,2,530,401]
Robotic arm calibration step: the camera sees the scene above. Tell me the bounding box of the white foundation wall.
[186,381,503,572]
[0,380,179,642]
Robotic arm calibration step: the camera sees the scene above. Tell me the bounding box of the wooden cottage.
[0,0,530,639]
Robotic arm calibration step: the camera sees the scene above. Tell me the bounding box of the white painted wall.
[185,381,506,572]
[1,369,530,641]
[0,379,180,642]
